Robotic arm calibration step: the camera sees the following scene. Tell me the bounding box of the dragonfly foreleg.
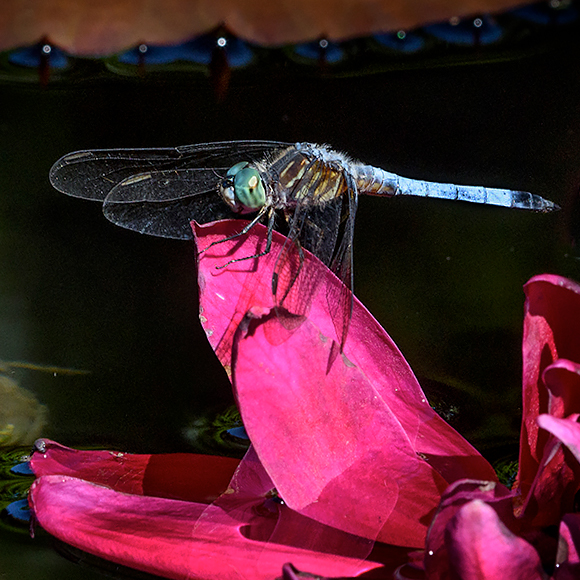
[210,208,276,269]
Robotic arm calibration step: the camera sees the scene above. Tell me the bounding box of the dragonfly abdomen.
[355,164,559,213]
[354,163,399,196]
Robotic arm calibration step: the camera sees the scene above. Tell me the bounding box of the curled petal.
[536,414,580,467]
[518,275,580,505]
[425,479,516,578]
[543,360,580,420]
[444,500,544,580]
[555,513,580,579]
[516,364,580,525]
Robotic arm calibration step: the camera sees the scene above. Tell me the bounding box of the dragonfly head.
[219,162,266,214]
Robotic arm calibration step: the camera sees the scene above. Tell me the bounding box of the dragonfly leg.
[211,208,276,269]
[199,207,268,254]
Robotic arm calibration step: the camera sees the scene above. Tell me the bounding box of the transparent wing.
[101,168,236,239]
[50,140,290,239]
[272,162,346,339]
[49,140,290,201]
[326,173,358,351]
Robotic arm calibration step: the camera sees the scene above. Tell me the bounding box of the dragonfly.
[50,140,558,348]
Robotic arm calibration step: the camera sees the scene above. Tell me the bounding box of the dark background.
[1,32,579,579]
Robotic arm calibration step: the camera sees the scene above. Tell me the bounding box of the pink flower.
[27,222,580,579]
[421,274,580,580]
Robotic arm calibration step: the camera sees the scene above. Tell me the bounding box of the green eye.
[233,167,266,210]
[226,161,249,178]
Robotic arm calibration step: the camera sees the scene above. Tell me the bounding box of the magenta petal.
[29,475,383,580]
[194,220,495,548]
[195,220,494,480]
[554,513,580,579]
[543,359,580,420]
[195,220,278,368]
[519,275,580,500]
[205,445,387,573]
[516,364,580,525]
[425,479,516,578]
[30,438,240,503]
[524,275,580,367]
[233,310,446,548]
[30,439,149,495]
[536,414,580,465]
[444,500,544,580]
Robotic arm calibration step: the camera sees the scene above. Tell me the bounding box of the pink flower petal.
[233,308,447,548]
[536,414,580,466]
[444,500,544,580]
[516,363,580,525]
[543,360,580,420]
[195,220,496,474]
[29,475,384,579]
[194,220,495,549]
[554,513,580,579]
[425,479,516,578]
[518,275,580,500]
[30,438,239,503]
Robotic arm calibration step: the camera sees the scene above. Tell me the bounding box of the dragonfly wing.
[326,174,358,350]
[50,147,197,200]
[50,140,289,201]
[102,168,236,239]
[272,163,343,331]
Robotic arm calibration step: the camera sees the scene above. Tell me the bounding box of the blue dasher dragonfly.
[50,140,558,347]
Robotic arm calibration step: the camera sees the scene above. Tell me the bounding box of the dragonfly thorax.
[218,161,267,214]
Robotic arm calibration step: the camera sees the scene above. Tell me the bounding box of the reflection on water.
[0,363,48,446]
[0,362,89,447]
[0,374,47,446]
[181,404,249,456]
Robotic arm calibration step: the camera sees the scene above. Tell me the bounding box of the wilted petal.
[30,438,239,503]
[29,474,384,580]
[444,500,544,580]
[195,220,495,548]
[518,275,580,500]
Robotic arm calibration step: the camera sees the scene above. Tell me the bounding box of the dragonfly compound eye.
[233,167,266,211]
[226,161,249,177]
